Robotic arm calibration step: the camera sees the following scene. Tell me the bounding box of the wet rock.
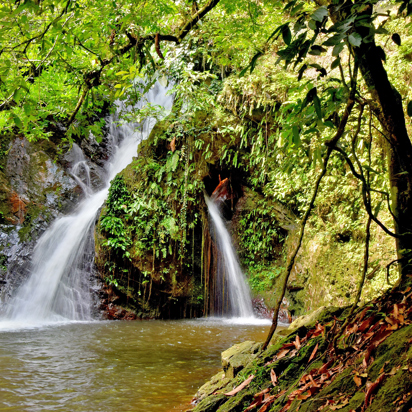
[0,133,111,305]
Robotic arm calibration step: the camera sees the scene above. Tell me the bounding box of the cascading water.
[205,196,255,319]
[0,82,173,328]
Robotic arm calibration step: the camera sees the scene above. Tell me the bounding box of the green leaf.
[331,57,341,70]
[348,33,362,47]
[292,125,300,146]
[297,64,307,81]
[323,34,345,47]
[282,25,292,45]
[11,113,23,128]
[309,45,326,55]
[374,199,383,218]
[332,43,344,56]
[250,51,263,73]
[312,6,328,22]
[313,94,322,120]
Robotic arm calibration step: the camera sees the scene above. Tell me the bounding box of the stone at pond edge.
[221,341,262,379]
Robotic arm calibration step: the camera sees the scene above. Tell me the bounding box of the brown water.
[0,319,271,412]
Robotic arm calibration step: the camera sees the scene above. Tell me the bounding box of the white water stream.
[205,196,260,322]
[0,82,173,329]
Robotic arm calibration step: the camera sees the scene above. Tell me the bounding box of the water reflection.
[0,320,271,411]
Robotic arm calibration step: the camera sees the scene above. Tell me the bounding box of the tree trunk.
[355,39,412,276]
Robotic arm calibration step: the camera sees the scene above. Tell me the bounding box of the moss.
[18,203,47,242]
[368,324,412,381]
[216,390,254,412]
[193,394,227,412]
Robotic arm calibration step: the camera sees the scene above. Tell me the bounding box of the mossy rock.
[195,371,232,402]
[221,341,262,379]
[288,306,344,331]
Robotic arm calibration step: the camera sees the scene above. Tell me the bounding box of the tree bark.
[355,39,412,275]
[329,0,412,276]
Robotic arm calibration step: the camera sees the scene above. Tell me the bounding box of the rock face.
[0,133,108,305]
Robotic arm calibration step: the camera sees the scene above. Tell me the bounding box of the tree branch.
[262,72,358,350]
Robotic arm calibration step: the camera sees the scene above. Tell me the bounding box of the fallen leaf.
[294,335,301,350]
[280,342,296,350]
[271,369,278,386]
[353,375,362,387]
[224,374,254,396]
[258,393,282,412]
[276,349,290,360]
[254,388,270,398]
[394,304,399,318]
[318,360,334,374]
[358,316,376,332]
[308,343,319,363]
[402,286,411,294]
[363,374,385,410]
[297,391,312,400]
[309,374,320,388]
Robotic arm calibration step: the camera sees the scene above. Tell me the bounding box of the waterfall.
[205,196,255,319]
[0,82,173,328]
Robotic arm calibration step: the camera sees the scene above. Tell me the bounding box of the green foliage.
[100,176,131,259]
[237,205,284,267]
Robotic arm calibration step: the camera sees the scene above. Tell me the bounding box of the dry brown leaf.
[276,349,290,360]
[297,391,312,400]
[394,304,399,318]
[353,375,362,387]
[254,388,270,398]
[245,400,262,411]
[358,316,375,332]
[170,136,176,152]
[358,307,369,322]
[279,399,293,412]
[402,286,411,294]
[309,375,320,388]
[270,369,278,386]
[363,374,385,410]
[257,396,276,412]
[318,360,334,374]
[387,322,399,331]
[224,374,254,396]
[371,328,392,346]
[294,335,301,350]
[308,343,319,363]
[280,342,296,350]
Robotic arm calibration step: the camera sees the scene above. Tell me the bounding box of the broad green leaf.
[282,25,292,45]
[348,33,362,47]
[313,94,322,120]
[331,57,341,70]
[332,43,344,56]
[312,6,328,22]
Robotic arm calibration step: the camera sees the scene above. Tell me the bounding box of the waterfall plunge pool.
[0,318,278,412]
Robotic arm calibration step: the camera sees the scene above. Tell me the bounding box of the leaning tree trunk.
[331,0,412,277]
[356,38,412,277]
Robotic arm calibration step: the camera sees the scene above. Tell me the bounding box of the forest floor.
[190,276,412,412]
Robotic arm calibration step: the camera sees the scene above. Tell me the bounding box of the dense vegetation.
[3,0,412,408]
